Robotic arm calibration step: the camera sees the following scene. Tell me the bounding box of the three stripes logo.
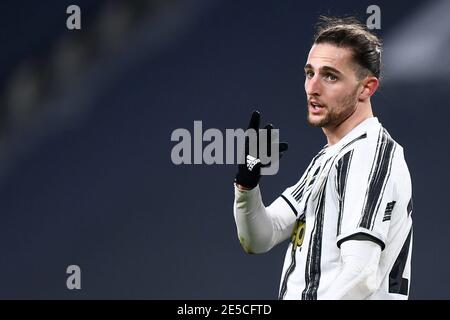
[246,155,261,172]
[383,201,396,222]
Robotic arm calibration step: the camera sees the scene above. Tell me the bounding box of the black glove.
[235,110,288,189]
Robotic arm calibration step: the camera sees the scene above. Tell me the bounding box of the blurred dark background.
[0,0,448,299]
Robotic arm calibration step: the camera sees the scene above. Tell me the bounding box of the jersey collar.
[323,117,380,154]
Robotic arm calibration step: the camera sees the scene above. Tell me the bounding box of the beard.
[307,85,360,128]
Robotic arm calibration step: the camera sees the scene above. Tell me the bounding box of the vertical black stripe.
[279,220,305,299]
[369,141,396,230]
[336,150,353,236]
[278,243,298,299]
[295,167,320,201]
[292,149,324,195]
[359,129,396,230]
[301,183,327,300]
[291,148,326,200]
[389,228,412,295]
[407,198,413,216]
[291,179,307,201]
[359,129,383,228]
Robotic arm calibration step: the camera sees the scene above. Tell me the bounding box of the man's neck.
[323,102,373,146]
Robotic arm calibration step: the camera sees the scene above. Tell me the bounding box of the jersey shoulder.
[336,123,404,163]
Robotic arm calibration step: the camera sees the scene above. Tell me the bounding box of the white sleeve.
[322,240,381,300]
[336,138,397,250]
[233,185,297,254]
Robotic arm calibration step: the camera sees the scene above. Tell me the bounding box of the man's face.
[304,43,363,128]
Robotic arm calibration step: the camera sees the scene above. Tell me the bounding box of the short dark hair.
[313,16,382,80]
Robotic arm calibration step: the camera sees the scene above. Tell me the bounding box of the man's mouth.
[309,101,325,114]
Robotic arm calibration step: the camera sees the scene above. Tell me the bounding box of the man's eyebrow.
[303,64,343,75]
[321,66,343,75]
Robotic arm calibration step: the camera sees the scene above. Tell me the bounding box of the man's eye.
[324,74,338,81]
[305,71,314,78]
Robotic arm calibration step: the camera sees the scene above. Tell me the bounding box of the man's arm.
[233,110,292,253]
[322,239,381,299]
[233,184,296,254]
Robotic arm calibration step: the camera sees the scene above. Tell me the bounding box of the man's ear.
[358,76,379,101]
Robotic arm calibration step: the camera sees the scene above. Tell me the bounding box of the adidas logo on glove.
[246,155,261,172]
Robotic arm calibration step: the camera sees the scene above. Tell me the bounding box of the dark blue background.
[0,0,446,299]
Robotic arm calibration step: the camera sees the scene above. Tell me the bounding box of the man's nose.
[305,75,321,96]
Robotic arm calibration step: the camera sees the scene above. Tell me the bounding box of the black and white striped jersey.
[276,117,413,300]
